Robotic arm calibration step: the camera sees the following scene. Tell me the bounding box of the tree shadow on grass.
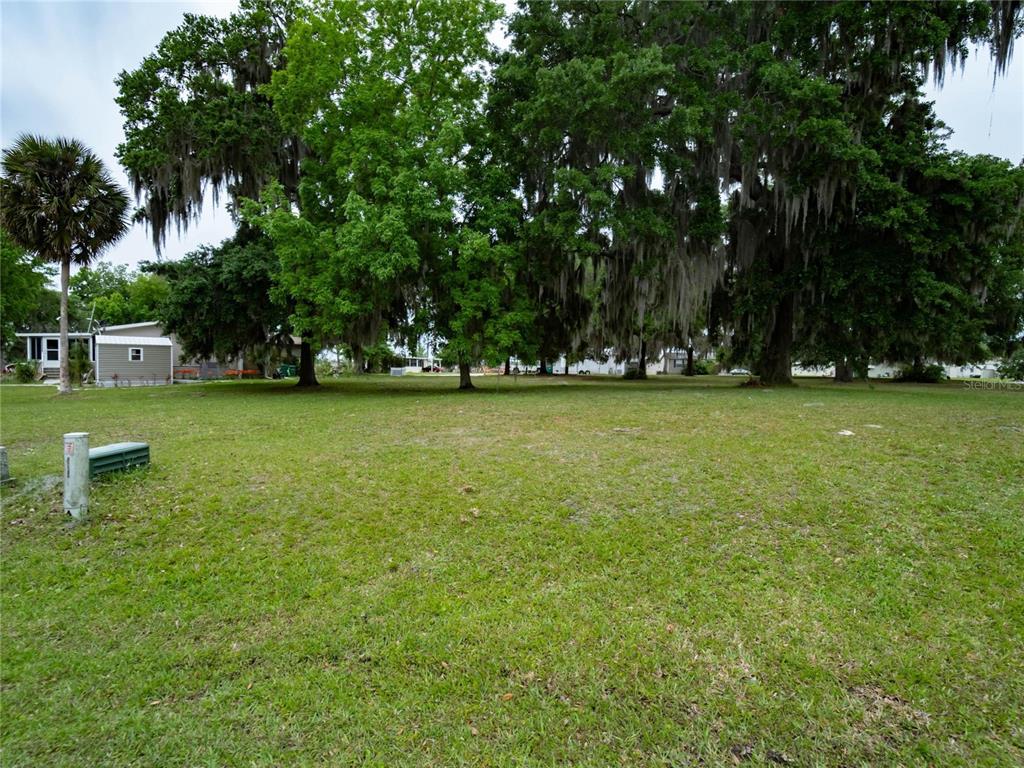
[193,374,779,401]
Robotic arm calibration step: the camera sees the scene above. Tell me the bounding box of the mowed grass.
[1,375,1022,767]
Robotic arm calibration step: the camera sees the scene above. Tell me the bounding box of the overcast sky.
[2,1,1022,273]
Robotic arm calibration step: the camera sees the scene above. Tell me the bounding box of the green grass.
[1,375,1022,766]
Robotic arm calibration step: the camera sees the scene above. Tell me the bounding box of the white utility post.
[63,432,90,520]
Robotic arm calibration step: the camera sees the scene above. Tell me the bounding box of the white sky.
[1,1,238,272]
[1,1,1022,273]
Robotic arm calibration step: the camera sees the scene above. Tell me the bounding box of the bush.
[896,362,946,383]
[691,358,715,375]
[622,365,645,380]
[364,342,402,373]
[12,360,36,383]
[314,359,336,379]
[998,348,1024,381]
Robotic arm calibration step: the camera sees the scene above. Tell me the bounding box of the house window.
[129,347,143,362]
[45,338,59,362]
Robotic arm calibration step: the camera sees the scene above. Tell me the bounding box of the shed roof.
[95,335,172,347]
[101,321,161,332]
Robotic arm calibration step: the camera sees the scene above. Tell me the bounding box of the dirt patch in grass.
[847,684,931,754]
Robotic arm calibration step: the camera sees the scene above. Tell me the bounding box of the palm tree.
[1,135,130,394]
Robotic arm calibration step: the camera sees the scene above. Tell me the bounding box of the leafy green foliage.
[0,230,54,353]
[121,1,1022,385]
[252,0,523,385]
[11,360,37,383]
[998,348,1024,381]
[117,0,318,386]
[70,262,169,328]
[496,2,732,367]
[722,1,1021,383]
[1,136,130,269]
[116,0,301,249]
[797,99,1024,372]
[895,362,947,384]
[146,226,292,367]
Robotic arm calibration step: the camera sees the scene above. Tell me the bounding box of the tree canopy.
[145,225,294,368]
[119,0,1024,388]
[69,262,169,328]
[0,230,54,355]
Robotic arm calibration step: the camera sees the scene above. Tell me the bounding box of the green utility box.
[277,363,297,378]
[89,442,150,478]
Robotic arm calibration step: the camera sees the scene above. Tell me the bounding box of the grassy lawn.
[1,375,1022,766]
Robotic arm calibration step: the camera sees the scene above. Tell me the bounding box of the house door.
[45,338,59,363]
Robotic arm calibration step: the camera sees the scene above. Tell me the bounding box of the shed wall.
[96,343,172,385]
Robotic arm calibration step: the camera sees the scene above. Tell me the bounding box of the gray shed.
[94,335,173,387]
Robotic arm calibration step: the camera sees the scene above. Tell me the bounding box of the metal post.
[63,432,89,520]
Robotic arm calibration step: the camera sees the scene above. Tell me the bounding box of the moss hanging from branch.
[116,0,303,253]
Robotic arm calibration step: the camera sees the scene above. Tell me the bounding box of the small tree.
[1000,349,1024,382]
[146,226,296,374]
[1,135,129,393]
[0,229,54,359]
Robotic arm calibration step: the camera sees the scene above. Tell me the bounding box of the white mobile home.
[94,335,173,387]
[15,332,94,379]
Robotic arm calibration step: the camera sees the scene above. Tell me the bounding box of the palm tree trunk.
[58,256,71,394]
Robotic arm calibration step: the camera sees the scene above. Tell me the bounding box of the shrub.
[896,362,946,383]
[622,366,644,380]
[314,359,335,379]
[998,348,1024,381]
[12,360,36,383]
[364,342,402,373]
[691,358,715,375]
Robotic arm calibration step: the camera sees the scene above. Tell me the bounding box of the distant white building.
[943,361,1000,379]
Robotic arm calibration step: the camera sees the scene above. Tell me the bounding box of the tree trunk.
[352,346,364,375]
[503,356,511,375]
[636,339,648,380]
[685,345,695,376]
[537,356,548,376]
[58,257,71,394]
[297,340,319,387]
[458,360,474,390]
[759,292,795,386]
[853,355,870,380]
[834,357,854,382]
